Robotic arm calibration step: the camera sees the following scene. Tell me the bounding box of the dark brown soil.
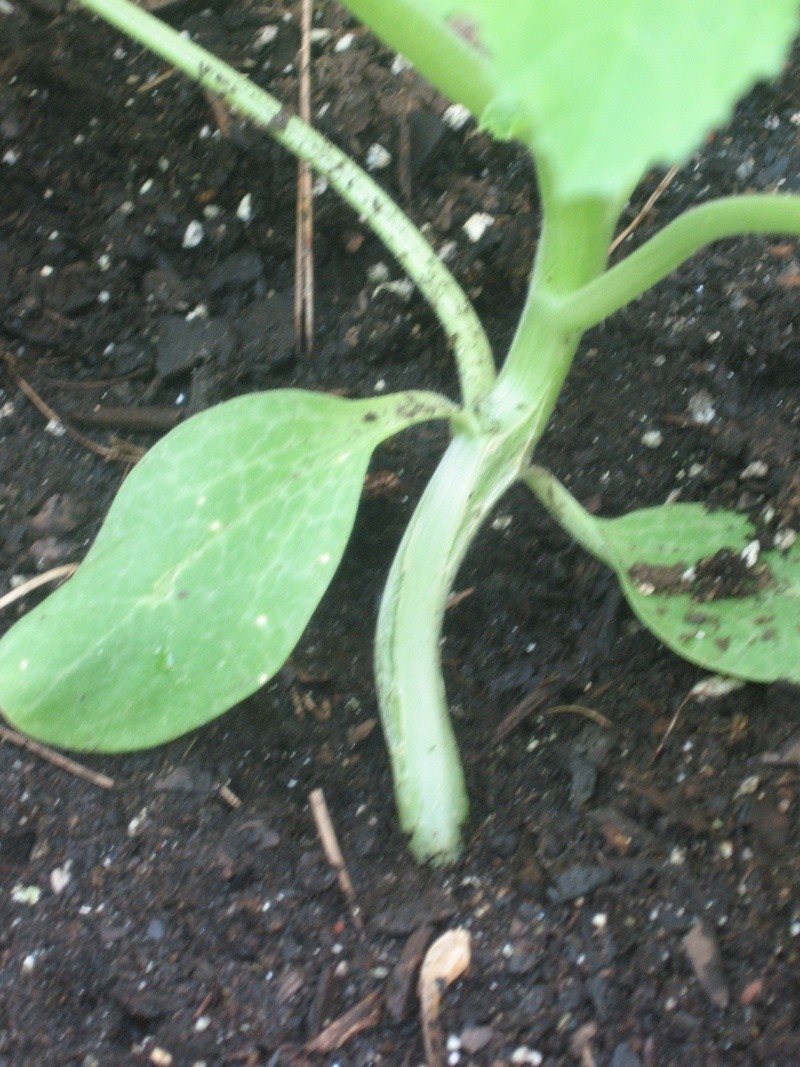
[2,3,800,1065]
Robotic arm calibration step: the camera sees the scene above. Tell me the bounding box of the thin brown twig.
[542,704,614,729]
[308,787,364,931]
[651,692,691,765]
[138,66,176,93]
[0,722,114,789]
[3,353,144,464]
[0,564,78,613]
[610,165,679,253]
[294,0,315,355]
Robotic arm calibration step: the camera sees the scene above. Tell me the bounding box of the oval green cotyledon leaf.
[350,0,800,201]
[0,389,455,751]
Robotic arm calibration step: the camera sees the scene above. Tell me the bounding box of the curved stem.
[77,0,496,408]
[523,465,614,568]
[560,194,800,331]
[375,432,529,861]
[340,0,497,122]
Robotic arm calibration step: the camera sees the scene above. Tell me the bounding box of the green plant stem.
[523,465,614,567]
[340,0,497,121]
[375,430,530,862]
[376,191,624,861]
[493,189,620,413]
[77,0,496,409]
[560,194,800,331]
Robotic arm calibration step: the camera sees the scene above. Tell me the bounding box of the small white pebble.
[737,775,760,797]
[49,861,72,895]
[443,103,471,131]
[510,1048,543,1066]
[365,143,392,171]
[718,841,734,859]
[252,25,279,49]
[463,212,494,243]
[641,429,663,448]
[182,220,205,249]
[591,912,607,931]
[774,528,797,552]
[127,808,147,837]
[740,539,761,569]
[377,279,413,302]
[686,390,716,425]
[366,262,390,284]
[194,1015,211,1033]
[391,53,412,75]
[45,418,65,437]
[740,460,768,481]
[334,32,355,52]
[236,193,253,223]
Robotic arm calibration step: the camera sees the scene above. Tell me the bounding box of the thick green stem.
[560,194,800,331]
[375,432,530,861]
[340,0,497,122]
[77,0,496,407]
[375,192,622,859]
[492,190,620,415]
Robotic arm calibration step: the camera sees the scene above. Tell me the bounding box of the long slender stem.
[77,0,496,408]
[560,194,800,331]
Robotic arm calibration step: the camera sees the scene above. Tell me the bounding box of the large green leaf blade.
[601,504,800,683]
[0,389,451,750]
[377,0,799,200]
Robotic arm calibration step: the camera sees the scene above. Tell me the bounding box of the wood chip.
[385,925,434,1023]
[305,990,381,1054]
[683,919,729,1009]
[418,928,471,1067]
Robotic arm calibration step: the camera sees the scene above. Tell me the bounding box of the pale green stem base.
[375,431,535,861]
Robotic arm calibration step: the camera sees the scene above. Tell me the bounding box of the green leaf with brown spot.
[601,505,800,683]
[526,466,800,683]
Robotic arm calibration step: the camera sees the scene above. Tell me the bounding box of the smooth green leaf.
[0,389,454,750]
[382,0,799,200]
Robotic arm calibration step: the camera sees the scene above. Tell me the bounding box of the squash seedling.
[1,0,800,862]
